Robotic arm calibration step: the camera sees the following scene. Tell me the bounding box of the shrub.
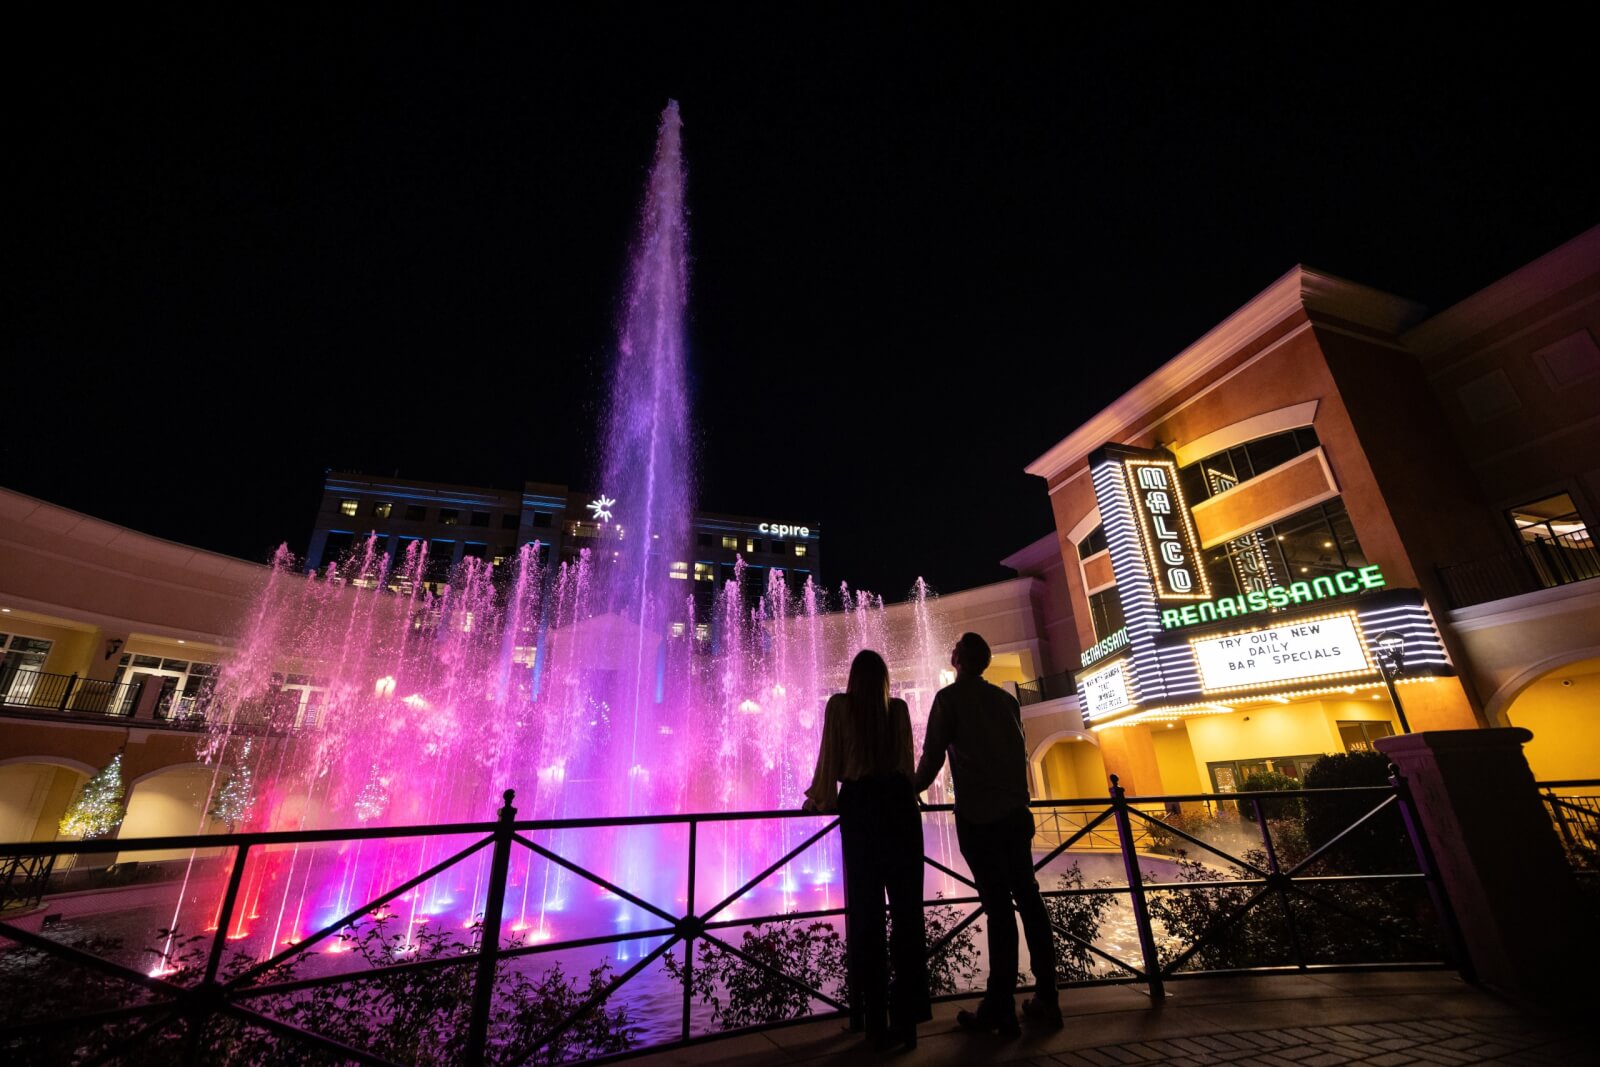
[0,919,637,1065]
[1042,863,1121,980]
[1235,771,1302,821]
[663,917,847,1030]
[665,898,986,1032]
[1301,752,1414,875]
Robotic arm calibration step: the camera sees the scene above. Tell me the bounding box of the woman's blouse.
[803,694,914,813]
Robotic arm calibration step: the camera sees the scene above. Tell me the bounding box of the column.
[1376,728,1594,1004]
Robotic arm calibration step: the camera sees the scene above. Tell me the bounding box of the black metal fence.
[1438,530,1600,608]
[0,775,1463,1065]
[1539,779,1600,881]
[1017,669,1077,706]
[0,669,136,718]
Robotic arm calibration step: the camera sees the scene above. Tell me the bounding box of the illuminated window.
[1338,720,1395,753]
[405,504,427,521]
[721,536,738,550]
[1507,493,1595,589]
[746,539,758,553]
[439,509,460,526]
[794,544,807,558]
[339,499,359,517]
[1178,427,1321,504]
[669,561,689,580]
[372,502,393,519]
[1201,499,1367,599]
[695,623,711,642]
[670,622,686,637]
[694,562,715,582]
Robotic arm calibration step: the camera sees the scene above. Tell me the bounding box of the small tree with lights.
[59,754,126,840]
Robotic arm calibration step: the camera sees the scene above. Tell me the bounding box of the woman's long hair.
[845,649,893,774]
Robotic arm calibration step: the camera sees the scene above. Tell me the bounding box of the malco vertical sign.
[1124,457,1210,601]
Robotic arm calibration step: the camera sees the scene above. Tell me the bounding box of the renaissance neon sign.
[1080,627,1129,669]
[1124,458,1210,601]
[1161,565,1386,630]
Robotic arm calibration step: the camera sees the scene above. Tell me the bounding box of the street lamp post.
[1372,631,1411,734]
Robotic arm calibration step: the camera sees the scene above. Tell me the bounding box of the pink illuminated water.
[177,105,964,1019]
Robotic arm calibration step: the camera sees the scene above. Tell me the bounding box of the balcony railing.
[1017,669,1077,707]
[1540,779,1600,882]
[0,669,137,718]
[1438,530,1600,609]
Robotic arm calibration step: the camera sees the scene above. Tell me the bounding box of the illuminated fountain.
[179,103,961,1000]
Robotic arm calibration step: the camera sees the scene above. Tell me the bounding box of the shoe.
[1022,992,1063,1029]
[957,1005,1021,1039]
[873,1022,917,1052]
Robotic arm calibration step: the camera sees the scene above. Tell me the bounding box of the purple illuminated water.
[176,104,963,1019]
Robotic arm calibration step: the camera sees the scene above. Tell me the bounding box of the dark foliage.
[665,899,987,1032]
[1235,771,1302,821]
[0,918,636,1065]
[1301,752,1415,875]
[1042,863,1122,980]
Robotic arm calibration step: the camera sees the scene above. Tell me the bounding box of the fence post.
[1544,786,1580,854]
[1110,775,1164,998]
[682,818,697,1042]
[1252,797,1307,969]
[1387,765,1473,983]
[58,672,79,712]
[466,788,517,1063]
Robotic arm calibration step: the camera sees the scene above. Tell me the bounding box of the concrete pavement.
[628,972,1583,1066]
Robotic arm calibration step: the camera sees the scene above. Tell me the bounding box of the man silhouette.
[914,632,1060,1035]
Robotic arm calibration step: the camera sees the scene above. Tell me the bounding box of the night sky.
[10,9,1594,600]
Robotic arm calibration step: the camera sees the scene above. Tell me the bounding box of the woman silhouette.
[803,649,930,1050]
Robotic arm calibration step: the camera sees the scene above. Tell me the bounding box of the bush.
[665,899,986,1032]
[0,919,638,1065]
[663,917,847,1030]
[1042,863,1120,980]
[1301,752,1414,875]
[1235,771,1302,821]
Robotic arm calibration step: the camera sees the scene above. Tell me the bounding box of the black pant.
[839,774,930,1034]
[956,805,1057,1010]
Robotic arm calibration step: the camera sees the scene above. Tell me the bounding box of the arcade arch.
[0,757,93,842]
[1497,653,1600,782]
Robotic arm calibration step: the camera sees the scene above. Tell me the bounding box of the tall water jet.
[594,100,694,815]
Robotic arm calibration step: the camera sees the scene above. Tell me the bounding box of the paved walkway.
[630,973,1584,1066]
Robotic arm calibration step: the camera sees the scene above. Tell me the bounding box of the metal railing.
[0,669,136,719]
[0,853,57,913]
[1438,530,1600,608]
[1017,669,1077,706]
[1539,779,1600,880]
[0,776,1462,1065]
[0,670,305,735]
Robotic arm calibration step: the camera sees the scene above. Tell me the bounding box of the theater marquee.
[1191,611,1373,693]
[1076,655,1135,721]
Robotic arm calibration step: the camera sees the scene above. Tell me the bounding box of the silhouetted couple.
[804,632,1060,1050]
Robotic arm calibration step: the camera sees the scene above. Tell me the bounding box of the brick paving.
[1055,1015,1584,1066]
[626,971,1588,1066]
